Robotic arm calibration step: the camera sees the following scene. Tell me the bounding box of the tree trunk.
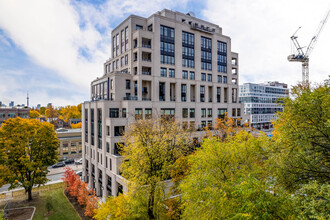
[148,187,155,219]
[28,189,33,201]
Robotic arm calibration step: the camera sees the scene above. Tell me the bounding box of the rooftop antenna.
[27,91,29,107]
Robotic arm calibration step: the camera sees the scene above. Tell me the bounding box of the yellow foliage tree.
[58,105,81,122]
[29,110,40,119]
[71,122,82,129]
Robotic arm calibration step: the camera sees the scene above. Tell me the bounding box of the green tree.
[0,118,59,201]
[272,79,330,190]
[180,131,294,219]
[95,118,193,219]
[291,181,329,219]
[40,106,46,115]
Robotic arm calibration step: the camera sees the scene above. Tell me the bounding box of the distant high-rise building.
[82,9,243,200]
[47,103,52,108]
[9,101,14,107]
[37,104,41,109]
[27,91,29,107]
[239,81,289,130]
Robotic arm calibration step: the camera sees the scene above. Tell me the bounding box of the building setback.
[239,81,289,130]
[82,9,243,200]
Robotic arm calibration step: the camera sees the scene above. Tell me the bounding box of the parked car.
[52,161,65,168]
[75,158,83,165]
[64,158,74,164]
[76,170,82,176]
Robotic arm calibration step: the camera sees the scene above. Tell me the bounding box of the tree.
[40,106,46,115]
[58,105,81,122]
[30,110,40,119]
[45,105,59,122]
[94,193,131,220]
[272,79,330,190]
[71,122,82,129]
[291,181,329,219]
[0,118,59,201]
[180,131,294,219]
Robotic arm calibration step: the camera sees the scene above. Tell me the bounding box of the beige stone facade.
[82,9,243,200]
[56,128,82,159]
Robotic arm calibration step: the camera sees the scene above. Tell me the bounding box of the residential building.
[82,9,242,200]
[56,128,82,159]
[239,81,289,130]
[0,107,30,126]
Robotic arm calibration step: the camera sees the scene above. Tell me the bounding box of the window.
[201,73,206,81]
[159,82,165,101]
[160,68,167,77]
[190,108,195,118]
[148,24,153,31]
[217,87,221,103]
[106,142,110,153]
[237,108,241,116]
[114,143,123,156]
[109,108,119,118]
[223,76,227,84]
[136,25,143,30]
[201,121,206,129]
[121,30,125,53]
[125,27,128,51]
[169,69,175,78]
[135,108,143,120]
[122,108,126,118]
[201,36,212,70]
[201,108,206,118]
[126,80,131,89]
[134,81,138,97]
[218,108,227,119]
[218,75,222,83]
[232,108,236,117]
[200,86,205,102]
[208,74,212,82]
[189,71,195,80]
[114,126,125,136]
[182,70,188,79]
[160,25,175,65]
[217,41,227,73]
[160,108,175,119]
[125,55,128,65]
[181,84,187,102]
[182,31,195,68]
[208,108,212,117]
[145,108,152,119]
[182,108,188,118]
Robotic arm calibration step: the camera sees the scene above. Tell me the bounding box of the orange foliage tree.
[62,167,98,217]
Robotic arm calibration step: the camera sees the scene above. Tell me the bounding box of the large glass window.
[181,84,187,102]
[182,70,188,79]
[218,108,227,119]
[217,41,227,73]
[200,86,205,102]
[145,108,152,119]
[201,73,206,81]
[201,36,212,70]
[161,68,167,77]
[189,71,195,80]
[160,25,175,65]
[109,108,119,118]
[201,108,206,118]
[182,31,195,68]
[182,108,188,118]
[169,69,175,78]
[159,82,165,101]
[189,108,195,118]
[135,108,143,120]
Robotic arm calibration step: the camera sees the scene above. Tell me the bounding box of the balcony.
[123,96,138,100]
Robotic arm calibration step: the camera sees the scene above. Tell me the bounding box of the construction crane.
[288,6,330,84]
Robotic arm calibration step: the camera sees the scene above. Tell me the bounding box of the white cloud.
[202,0,330,87]
[0,0,188,106]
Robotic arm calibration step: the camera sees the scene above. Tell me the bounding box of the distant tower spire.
[27,91,29,107]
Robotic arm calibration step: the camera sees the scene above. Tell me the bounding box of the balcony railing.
[142,71,151,75]
[142,44,151,48]
[123,96,138,101]
[142,98,151,101]
[142,58,151,62]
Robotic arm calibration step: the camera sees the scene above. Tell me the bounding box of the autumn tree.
[0,118,59,201]
[45,105,59,123]
[180,131,294,219]
[58,105,82,122]
[40,106,46,115]
[29,110,40,119]
[71,122,82,129]
[272,79,330,190]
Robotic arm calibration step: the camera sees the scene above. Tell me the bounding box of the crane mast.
[288,6,330,84]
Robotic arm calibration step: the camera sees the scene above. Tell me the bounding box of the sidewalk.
[48,164,82,175]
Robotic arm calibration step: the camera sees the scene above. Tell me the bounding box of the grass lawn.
[0,184,80,220]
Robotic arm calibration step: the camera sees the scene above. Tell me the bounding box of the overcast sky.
[0,0,329,107]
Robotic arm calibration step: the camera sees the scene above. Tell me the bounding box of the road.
[0,164,82,193]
